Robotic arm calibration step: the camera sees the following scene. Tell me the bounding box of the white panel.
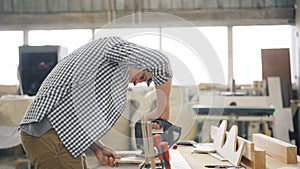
[198,95,270,107]
[170,149,192,169]
[273,108,295,144]
[268,77,283,108]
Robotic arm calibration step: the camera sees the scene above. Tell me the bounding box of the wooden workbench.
[96,146,300,169]
[0,95,34,126]
[92,146,300,169]
[176,145,300,169]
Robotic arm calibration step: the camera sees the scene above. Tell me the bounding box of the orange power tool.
[160,142,171,169]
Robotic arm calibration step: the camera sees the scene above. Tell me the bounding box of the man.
[20,36,172,168]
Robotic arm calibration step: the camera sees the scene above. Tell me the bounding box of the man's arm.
[89,140,121,167]
[105,41,172,87]
[146,78,172,121]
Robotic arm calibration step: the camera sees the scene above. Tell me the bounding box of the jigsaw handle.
[161,142,171,169]
[169,125,182,145]
[152,118,182,147]
[135,118,182,149]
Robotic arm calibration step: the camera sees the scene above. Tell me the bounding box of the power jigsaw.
[134,118,182,150]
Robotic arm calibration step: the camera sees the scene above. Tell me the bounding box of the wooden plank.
[115,157,144,164]
[266,155,300,168]
[146,122,156,169]
[141,118,150,165]
[263,122,272,136]
[254,147,266,169]
[241,147,266,169]
[253,133,297,164]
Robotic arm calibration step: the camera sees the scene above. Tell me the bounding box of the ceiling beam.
[0,8,294,30]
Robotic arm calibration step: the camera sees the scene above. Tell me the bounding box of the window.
[161,27,227,86]
[233,25,293,84]
[29,29,93,53]
[198,27,228,84]
[3,25,290,87]
[0,31,23,85]
[95,27,228,86]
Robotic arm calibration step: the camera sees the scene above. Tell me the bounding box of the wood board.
[253,133,297,164]
[261,48,292,107]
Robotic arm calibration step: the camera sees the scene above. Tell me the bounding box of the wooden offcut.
[146,122,156,169]
[141,118,150,166]
[254,147,266,168]
[241,147,266,169]
[211,125,255,161]
[211,123,266,169]
[141,118,157,169]
[210,121,245,166]
[253,133,297,164]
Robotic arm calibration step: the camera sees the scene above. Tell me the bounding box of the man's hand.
[152,121,161,130]
[90,142,121,167]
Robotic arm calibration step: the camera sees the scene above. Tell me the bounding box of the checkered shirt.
[20,36,172,157]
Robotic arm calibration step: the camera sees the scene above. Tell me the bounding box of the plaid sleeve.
[105,41,172,86]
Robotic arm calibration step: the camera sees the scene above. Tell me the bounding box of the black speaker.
[19,46,68,96]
